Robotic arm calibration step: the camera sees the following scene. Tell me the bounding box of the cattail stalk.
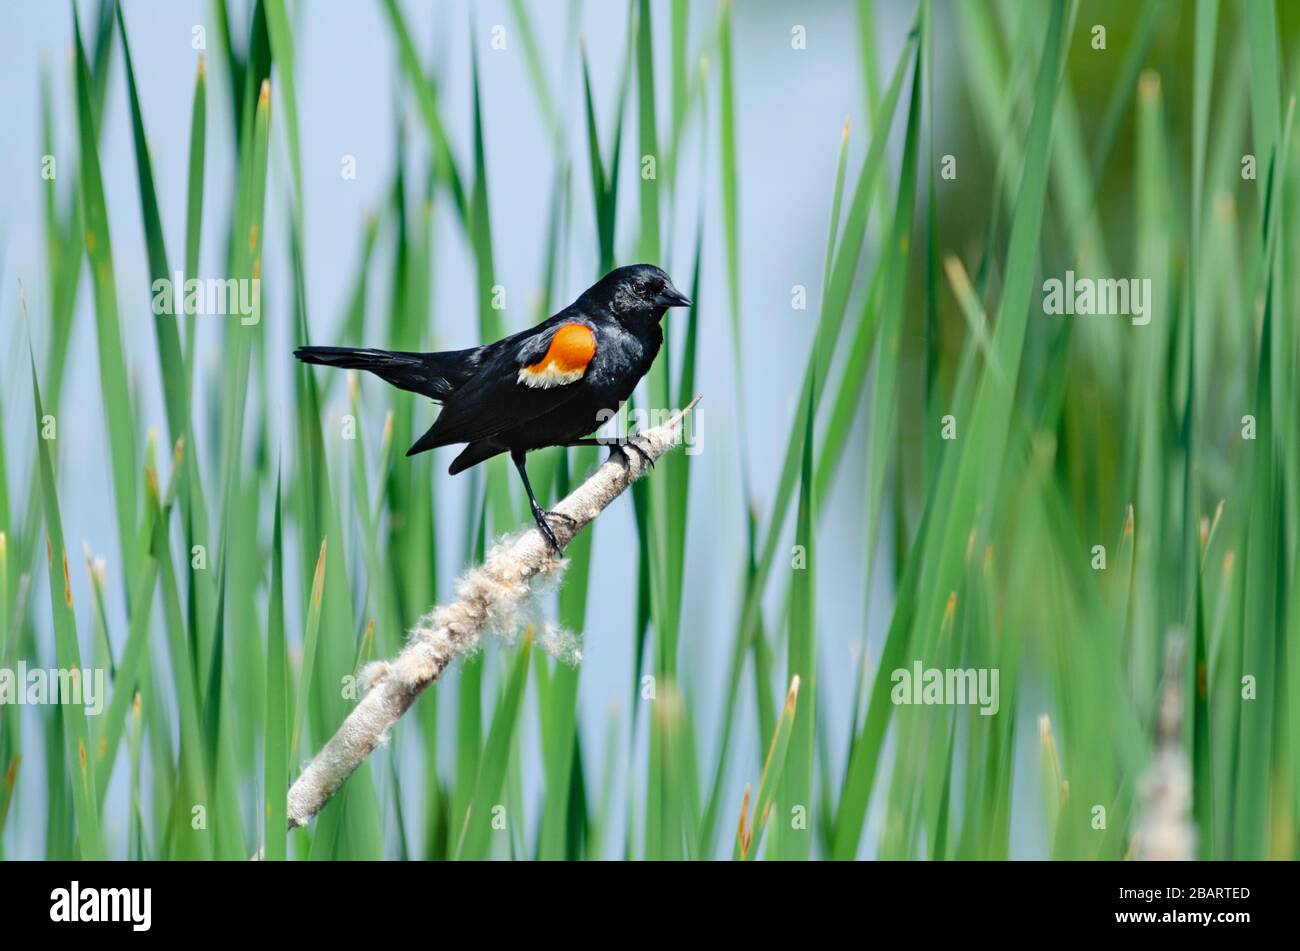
[279,399,700,834]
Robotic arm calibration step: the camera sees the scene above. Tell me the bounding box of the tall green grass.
[2,0,1298,861]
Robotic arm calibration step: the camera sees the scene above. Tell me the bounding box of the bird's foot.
[611,434,655,470]
[530,503,573,552]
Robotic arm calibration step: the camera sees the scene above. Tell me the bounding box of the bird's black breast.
[586,317,662,400]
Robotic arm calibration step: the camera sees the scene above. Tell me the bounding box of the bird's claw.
[530,504,570,552]
[618,434,655,470]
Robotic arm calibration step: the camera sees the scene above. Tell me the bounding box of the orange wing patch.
[517,323,597,389]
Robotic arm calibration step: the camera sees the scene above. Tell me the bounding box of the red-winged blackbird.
[295,264,691,550]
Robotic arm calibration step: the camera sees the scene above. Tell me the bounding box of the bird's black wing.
[406,318,596,454]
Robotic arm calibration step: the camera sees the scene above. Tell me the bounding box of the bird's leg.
[560,437,624,464]
[511,448,563,551]
[561,437,654,470]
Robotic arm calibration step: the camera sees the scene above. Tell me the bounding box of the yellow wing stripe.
[517,323,596,389]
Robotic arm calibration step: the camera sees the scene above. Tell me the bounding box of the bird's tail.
[294,346,459,400]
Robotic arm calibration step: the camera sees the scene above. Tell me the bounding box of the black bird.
[295,264,691,550]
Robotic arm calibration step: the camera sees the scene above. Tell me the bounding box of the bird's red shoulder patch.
[517,323,596,389]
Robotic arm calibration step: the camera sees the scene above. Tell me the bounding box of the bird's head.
[598,264,692,320]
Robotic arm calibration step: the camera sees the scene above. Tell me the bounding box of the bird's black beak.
[654,282,692,309]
